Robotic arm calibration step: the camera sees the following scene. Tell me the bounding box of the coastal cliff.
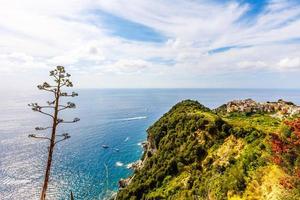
[116,99,300,200]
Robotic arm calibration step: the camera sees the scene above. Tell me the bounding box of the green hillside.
[116,100,300,200]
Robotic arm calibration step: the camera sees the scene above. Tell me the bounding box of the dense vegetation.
[116,100,300,200]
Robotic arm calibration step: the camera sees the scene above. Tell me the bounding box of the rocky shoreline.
[118,141,151,190]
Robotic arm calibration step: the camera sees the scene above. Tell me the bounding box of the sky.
[0,0,300,89]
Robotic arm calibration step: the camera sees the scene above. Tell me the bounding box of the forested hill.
[116,100,300,200]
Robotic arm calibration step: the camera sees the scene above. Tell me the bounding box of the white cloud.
[0,52,48,73]
[237,61,269,70]
[48,44,106,66]
[103,59,151,74]
[278,57,300,70]
[0,0,300,88]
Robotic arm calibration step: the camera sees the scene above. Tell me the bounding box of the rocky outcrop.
[118,141,154,189]
[127,160,143,171]
[118,178,131,189]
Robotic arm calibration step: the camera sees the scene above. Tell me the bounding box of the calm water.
[1,89,300,200]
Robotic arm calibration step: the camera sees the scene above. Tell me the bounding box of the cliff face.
[116,100,300,200]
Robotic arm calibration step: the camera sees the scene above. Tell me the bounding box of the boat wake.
[115,161,124,167]
[115,116,147,122]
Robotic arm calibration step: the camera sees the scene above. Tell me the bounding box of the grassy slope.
[116,100,298,200]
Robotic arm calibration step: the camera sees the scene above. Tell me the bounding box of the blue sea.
[1,89,300,200]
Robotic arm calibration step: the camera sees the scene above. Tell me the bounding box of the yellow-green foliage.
[146,171,191,199]
[224,113,281,133]
[229,165,286,200]
[208,135,245,168]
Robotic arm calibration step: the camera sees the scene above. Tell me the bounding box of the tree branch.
[30,104,56,109]
[58,102,76,111]
[60,92,78,97]
[57,133,69,137]
[28,103,54,118]
[46,100,55,105]
[54,134,71,145]
[57,118,80,124]
[37,82,57,93]
[39,106,55,109]
[35,126,52,131]
[39,87,56,93]
[58,107,68,112]
[61,79,73,88]
[28,134,51,141]
[50,70,59,81]
[58,107,69,112]
[36,110,54,118]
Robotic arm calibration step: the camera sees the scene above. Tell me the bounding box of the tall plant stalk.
[28,66,79,200]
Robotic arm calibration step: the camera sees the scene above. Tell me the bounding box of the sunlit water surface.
[1,89,300,200]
